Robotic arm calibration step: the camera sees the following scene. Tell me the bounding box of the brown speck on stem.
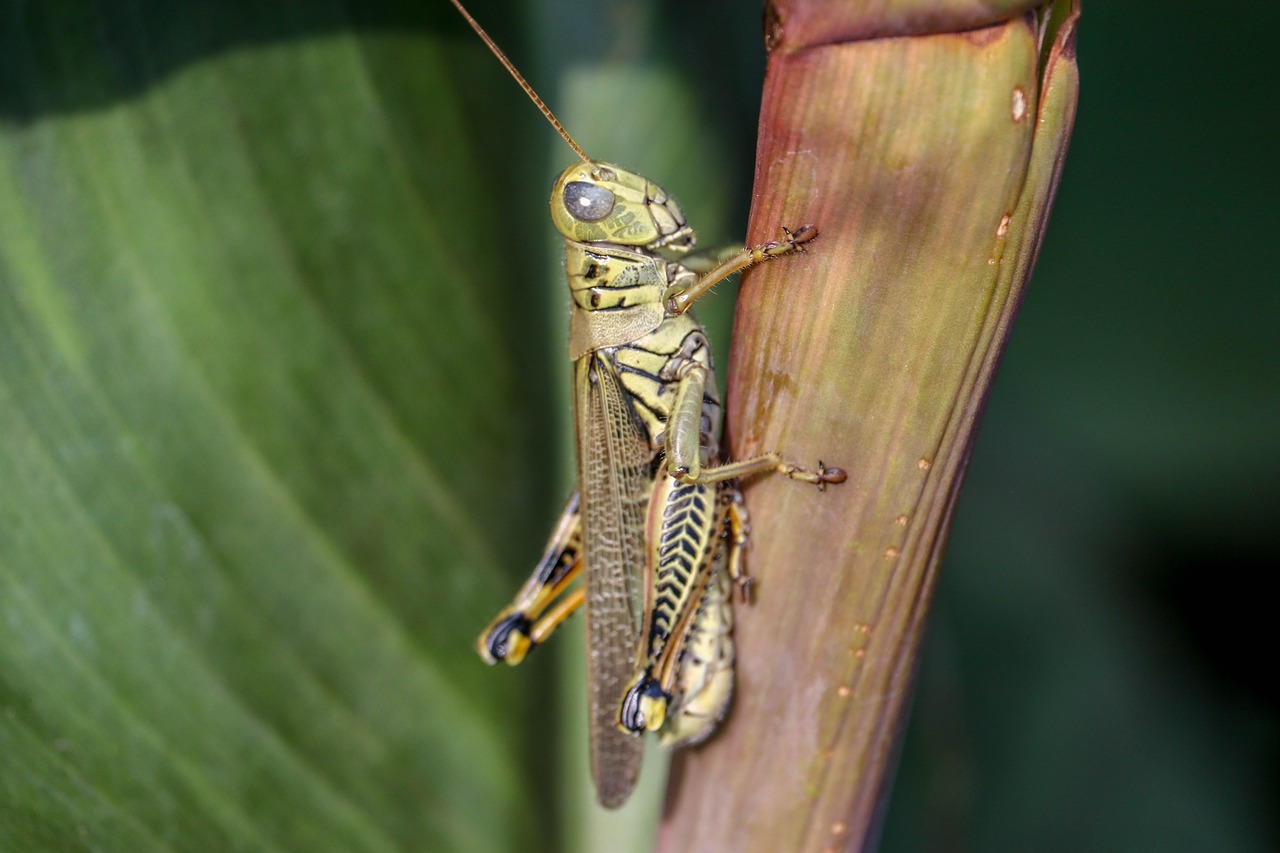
[763,2,784,53]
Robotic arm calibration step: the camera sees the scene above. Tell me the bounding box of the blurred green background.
[0,1,1274,850]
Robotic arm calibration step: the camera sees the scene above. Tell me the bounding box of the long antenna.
[448,0,590,162]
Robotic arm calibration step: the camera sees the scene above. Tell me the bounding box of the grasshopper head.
[551,161,695,252]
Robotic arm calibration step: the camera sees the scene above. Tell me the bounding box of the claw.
[777,458,848,490]
[786,224,818,248]
[816,460,847,492]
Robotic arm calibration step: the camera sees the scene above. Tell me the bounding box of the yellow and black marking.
[619,480,747,745]
[476,492,583,666]
[617,475,720,737]
[452,0,844,811]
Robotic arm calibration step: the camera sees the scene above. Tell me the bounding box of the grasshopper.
[450,0,845,808]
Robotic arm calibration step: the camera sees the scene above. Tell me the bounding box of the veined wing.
[574,352,652,808]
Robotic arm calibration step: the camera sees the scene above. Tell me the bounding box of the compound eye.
[563,181,616,222]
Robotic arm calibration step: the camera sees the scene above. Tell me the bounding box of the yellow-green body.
[477,157,840,809]
[448,0,844,812]
[562,160,740,805]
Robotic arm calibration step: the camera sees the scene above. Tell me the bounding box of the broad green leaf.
[0,1,763,850]
[0,5,560,850]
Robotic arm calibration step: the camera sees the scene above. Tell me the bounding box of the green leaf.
[0,4,564,850]
[0,1,769,849]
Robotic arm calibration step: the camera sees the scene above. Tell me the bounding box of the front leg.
[663,225,818,315]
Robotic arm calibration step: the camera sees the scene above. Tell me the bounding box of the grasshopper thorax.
[551,161,695,253]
